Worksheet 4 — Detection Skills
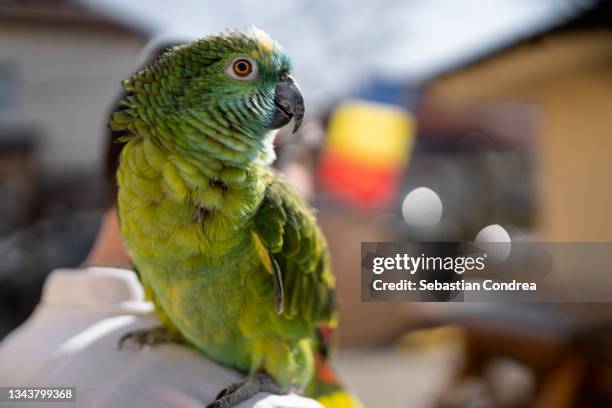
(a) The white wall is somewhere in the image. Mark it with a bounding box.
[0,22,146,171]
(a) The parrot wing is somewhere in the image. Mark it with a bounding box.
[253,170,337,329]
[253,172,363,407]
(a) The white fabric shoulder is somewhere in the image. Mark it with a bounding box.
[0,268,321,408]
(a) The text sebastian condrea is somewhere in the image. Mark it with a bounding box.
[372,280,537,291]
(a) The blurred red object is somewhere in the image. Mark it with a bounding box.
[317,151,401,209]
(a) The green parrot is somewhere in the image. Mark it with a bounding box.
[112,27,362,408]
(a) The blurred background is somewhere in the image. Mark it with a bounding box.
[1,0,612,406]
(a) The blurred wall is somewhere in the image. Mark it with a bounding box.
[0,17,146,171]
[427,29,612,241]
[318,208,412,347]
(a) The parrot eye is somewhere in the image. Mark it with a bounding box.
[233,59,252,76]
[227,57,257,80]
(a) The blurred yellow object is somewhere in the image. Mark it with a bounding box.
[398,325,466,350]
[326,100,415,168]
[316,391,365,408]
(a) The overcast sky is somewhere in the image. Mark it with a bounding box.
[80,0,592,107]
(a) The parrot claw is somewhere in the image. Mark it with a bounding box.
[214,383,240,400]
[205,373,282,408]
[117,326,181,350]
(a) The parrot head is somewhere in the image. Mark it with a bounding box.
[113,27,304,163]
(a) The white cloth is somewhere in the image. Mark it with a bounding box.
[0,268,321,408]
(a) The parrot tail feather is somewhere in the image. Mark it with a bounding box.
[307,354,364,408]
[316,391,364,408]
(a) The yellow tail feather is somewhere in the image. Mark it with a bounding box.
[316,391,364,408]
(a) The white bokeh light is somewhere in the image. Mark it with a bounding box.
[401,187,443,227]
[475,224,512,264]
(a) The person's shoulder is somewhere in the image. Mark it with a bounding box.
[237,394,323,408]
[0,267,152,385]
[0,267,321,407]
[13,312,321,407]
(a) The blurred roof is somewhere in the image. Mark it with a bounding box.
[0,0,145,36]
[73,0,599,106]
[429,0,612,80]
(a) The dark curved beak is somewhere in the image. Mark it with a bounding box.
[267,74,305,134]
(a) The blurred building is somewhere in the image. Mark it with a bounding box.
[426,3,612,241]
[0,0,146,171]
[0,0,147,339]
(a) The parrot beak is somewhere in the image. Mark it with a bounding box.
[267,73,305,134]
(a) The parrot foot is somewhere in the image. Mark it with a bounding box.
[117,326,181,350]
[205,373,282,408]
